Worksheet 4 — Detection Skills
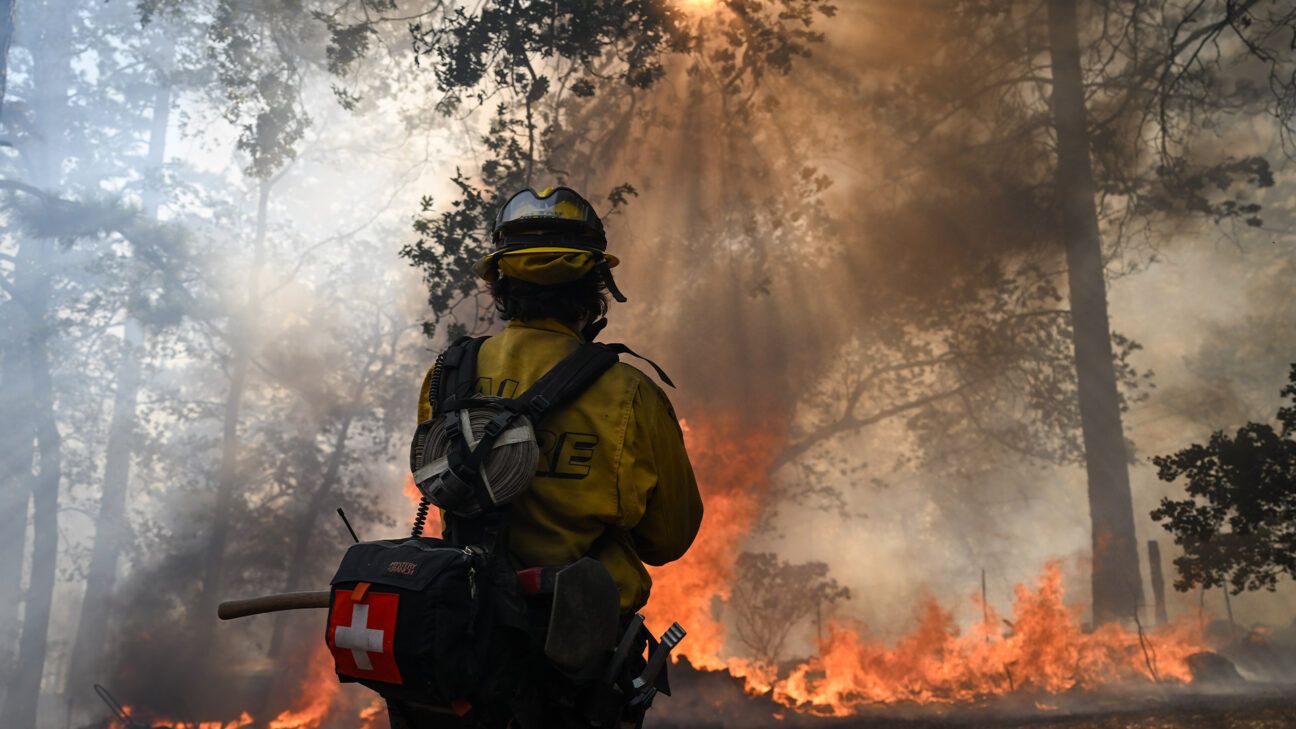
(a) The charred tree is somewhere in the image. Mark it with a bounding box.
[0,0,28,692]
[1046,0,1142,625]
[0,2,78,723]
[1147,540,1168,626]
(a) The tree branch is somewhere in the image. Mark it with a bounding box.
[775,381,973,470]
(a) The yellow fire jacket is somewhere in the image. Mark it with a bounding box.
[417,319,703,612]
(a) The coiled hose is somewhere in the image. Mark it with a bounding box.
[411,358,539,535]
[421,402,539,508]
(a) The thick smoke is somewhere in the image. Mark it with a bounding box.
[3,1,1293,727]
[567,0,1296,656]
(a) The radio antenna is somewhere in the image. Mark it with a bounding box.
[336,507,360,543]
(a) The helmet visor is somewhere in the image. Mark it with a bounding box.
[496,187,600,233]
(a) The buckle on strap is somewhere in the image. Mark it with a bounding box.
[482,411,515,438]
[528,394,552,416]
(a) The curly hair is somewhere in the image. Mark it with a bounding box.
[489,270,609,325]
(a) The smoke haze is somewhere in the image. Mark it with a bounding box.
[0,0,1293,726]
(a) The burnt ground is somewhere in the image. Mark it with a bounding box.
[651,659,1296,729]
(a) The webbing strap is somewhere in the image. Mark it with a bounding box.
[446,336,487,410]
[410,421,535,486]
[428,335,485,416]
[604,343,675,389]
[507,343,622,420]
[432,335,492,514]
[451,406,517,514]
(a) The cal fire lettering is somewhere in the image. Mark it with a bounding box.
[328,589,402,684]
[475,376,520,398]
[537,430,598,479]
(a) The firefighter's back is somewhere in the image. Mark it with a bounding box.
[417,316,700,615]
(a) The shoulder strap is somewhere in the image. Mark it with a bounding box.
[602,343,675,389]
[432,335,488,415]
[506,342,622,421]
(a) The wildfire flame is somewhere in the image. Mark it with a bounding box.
[108,709,253,729]
[774,563,1205,715]
[642,417,1208,717]
[358,697,388,729]
[105,646,365,728]
[643,415,786,672]
[267,646,340,729]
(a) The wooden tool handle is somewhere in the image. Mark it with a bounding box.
[217,590,331,620]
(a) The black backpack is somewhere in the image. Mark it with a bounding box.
[325,335,638,717]
[326,536,526,712]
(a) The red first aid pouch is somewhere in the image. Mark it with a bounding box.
[326,537,527,706]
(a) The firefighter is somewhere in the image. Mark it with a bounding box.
[402,186,703,728]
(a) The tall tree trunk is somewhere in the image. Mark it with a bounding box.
[1,3,73,723]
[1147,540,1168,626]
[5,261,62,729]
[0,0,29,696]
[0,267,36,711]
[1046,0,1143,626]
[63,318,143,692]
[192,178,271,664]
[65,65,173,702]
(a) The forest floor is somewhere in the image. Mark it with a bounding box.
[653,658,1296,729]
[657,690,1296,729]
[817,692,1296,728]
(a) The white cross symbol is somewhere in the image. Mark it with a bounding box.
[334,602,385,671]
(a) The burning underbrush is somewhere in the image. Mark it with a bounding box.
[100,416,1285,729]
[642,417,1218,718]
[769,563,1205,714]
[649,557,1212,719]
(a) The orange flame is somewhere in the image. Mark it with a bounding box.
[643,415,785,671]
[109,709,253,729]
[767,562,1205,715]
[358,696,388,729]
[641,415,1207,717]
[267,645,340,729]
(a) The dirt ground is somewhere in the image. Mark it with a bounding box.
[823,694,1296,729]
[656,694,1296,729]
[652,659,1296,729]
[980,701,1296,729]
